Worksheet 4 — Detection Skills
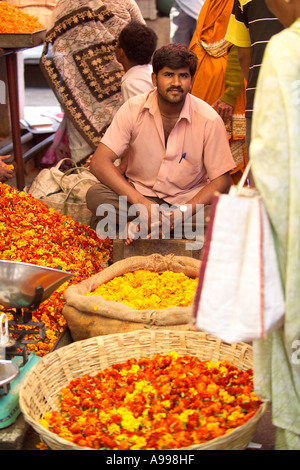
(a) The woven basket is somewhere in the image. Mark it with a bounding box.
[19,329,268,451]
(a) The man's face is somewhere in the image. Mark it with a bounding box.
[152,66,193,106]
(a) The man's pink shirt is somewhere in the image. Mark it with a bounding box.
[101,89,235,205]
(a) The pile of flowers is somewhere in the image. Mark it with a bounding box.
[40,352,262,450]
[0,2,45,33]
[0,183,112,356]
[86,270,198,310]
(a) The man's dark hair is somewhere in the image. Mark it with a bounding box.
[152,43,198,78]
[118,21,158,65]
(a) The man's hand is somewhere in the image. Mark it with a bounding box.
[212,99,233,124]
[0,156,13,182]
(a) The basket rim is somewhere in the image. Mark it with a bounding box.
[19,329,268,451]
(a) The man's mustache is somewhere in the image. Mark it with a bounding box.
[167,87,184,93]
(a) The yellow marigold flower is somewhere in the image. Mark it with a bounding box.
[161,399,171,408]
[107,423,121,435]
[219,390,235,404]
[168,351,180,360]
[134,380,154,394]
[128,364,140,375]
[39,418,49,430]
[117,407,142,432]
[36,442,49,450]
[178,409,195,423]
[227,410,244,422]
[86,270,197,310]
[207,421,220,431]
[129,435,147,450]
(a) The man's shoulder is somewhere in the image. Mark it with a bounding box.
[189,94,220,122]
[123,89,155,109]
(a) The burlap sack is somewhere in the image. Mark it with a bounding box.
[63,253,201,341]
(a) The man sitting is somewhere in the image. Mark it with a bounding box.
[86,44,235,245]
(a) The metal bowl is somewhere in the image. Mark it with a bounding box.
[0,260,75,309]
[0,360,19,389]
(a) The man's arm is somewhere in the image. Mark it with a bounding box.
[185,172,231,210]
[237,46,251,81]
[168,172,231,232]
[225,0,252,81]
[212,45,245,123]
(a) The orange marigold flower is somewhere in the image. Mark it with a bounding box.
[0,2,45,33]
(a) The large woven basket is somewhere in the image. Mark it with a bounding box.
[19,330,268,450]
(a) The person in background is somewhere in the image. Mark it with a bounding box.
[40,0,145,166]
[0,156,13,182]
[115,21,158,102]
[250,0,300,450]
[189,0,247,183]
[114,21,158,174]
[225,0,284,156]
[170,0,205,46]
[86,44,235,243]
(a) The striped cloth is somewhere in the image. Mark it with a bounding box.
[226,0,283,118]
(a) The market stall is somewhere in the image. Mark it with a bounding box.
[0,2,47,189]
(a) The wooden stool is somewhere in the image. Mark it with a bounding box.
[113,238,203,263]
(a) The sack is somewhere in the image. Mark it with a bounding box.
[63,254,200,341]
[27,158,98,200]
[193,163,285,344]
[25,158,98,225]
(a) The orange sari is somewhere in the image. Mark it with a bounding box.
[190,0,247,182]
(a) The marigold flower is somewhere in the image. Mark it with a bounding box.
[0,183,112,355]
[86,270,198,310]
[0,1,44,33]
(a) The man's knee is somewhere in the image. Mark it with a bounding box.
[86,183,109,215]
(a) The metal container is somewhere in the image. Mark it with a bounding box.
[0,260,74,309]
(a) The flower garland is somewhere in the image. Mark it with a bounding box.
[0,2,45,33]
[0,183,112,356]
[40,352,262,450]
[86,270,198,310]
